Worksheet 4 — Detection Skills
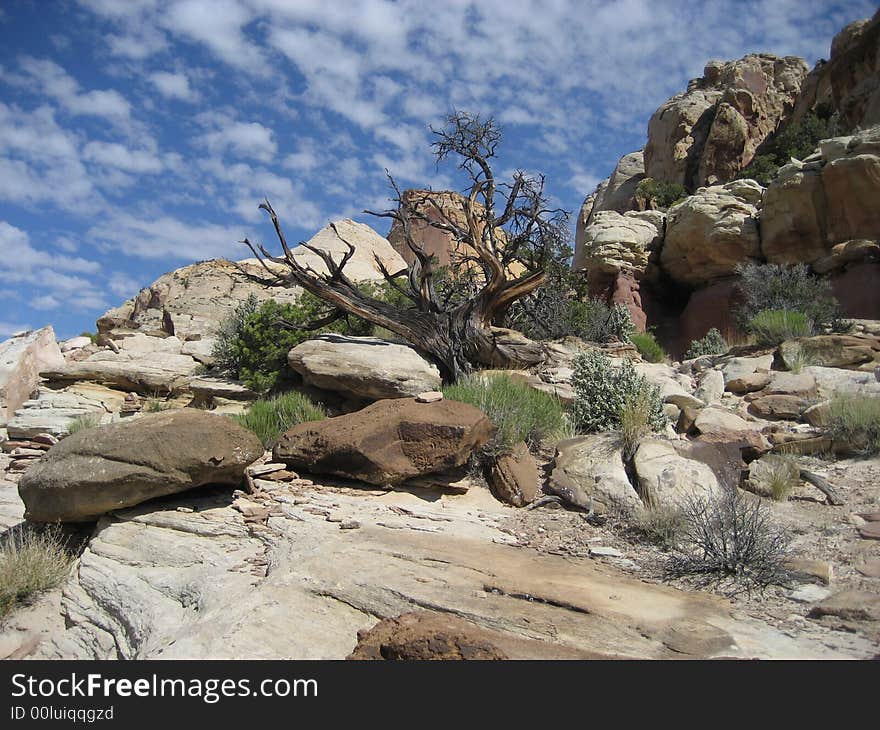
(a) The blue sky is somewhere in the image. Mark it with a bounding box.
[0,0,873,339]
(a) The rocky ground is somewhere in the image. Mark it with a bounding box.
[2,461,877,660]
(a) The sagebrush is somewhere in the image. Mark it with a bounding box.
[735,262,840,333]
[67,413,101,435]
[684,328,728,360]
[570,349,666,434]
[442,372,566,458]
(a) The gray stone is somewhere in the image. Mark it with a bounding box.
[633,438,721,507]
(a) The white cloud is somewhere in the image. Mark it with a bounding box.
[12,57,131,123]
[148,70,194,100]
[160,0,267,73]
[83,141,164,173]
[0,103,99,212]
[0,322,31,338]
[32,294,62,310]
[107,272,142,297]
[198,118,277,162]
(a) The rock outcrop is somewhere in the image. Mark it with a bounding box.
[18,410,263,522]
[0,327,65,426]
[644,54,809,190]
[576,150,646,230]
[661,180,763,286]
[287,335,441,401]
[273,398,492,486]
[761,126,880,269]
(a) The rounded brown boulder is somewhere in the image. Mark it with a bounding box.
[273,397,492,486]
[18,410,264,522]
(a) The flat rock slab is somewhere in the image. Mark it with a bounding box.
[16,483,872,660]
[858,522,880,540]
[809,591,880,623]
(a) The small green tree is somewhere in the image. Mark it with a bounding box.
[684,328,728,359]
[738,110,831,185]
[636,178,687,209]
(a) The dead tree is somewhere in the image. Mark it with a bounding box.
[240,111,569,382]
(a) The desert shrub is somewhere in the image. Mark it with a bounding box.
[579,300,635,344]
[67,413,101,435]
[634,505,687,550]
[748,455,801,501]
[233,392,326,448]
[665,486,792,595]
[636,178,688,209]
[504,246,594,341]
[619,388,658,460]
[570,349,666,434]
[144,397,170,413]
[684,328,728,360]
[735,262,840,333]
[827,395,880,455]
[747,309,812,346]
[212,284,406,395]
[0,525,74,620]
[631,331,665,363]
[442,372,566,458]
[738,110,831,185]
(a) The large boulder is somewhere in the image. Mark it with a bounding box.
[779,334,880,371]
[761,127,880,267]
[633,438,721,507]
[18,410,263,522]
[546,434,642,515]
[644,54,808,189]
[287,335,441,401]
[573,210,663,278]
[0,327,65,426]
[660,180,763,287]
[273,398,492,486]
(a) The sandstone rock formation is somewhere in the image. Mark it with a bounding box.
[287,335,441,401]
[633,438,721,507]
[761,126,880,271]
[18,410,263,522]
[487,441,540,507]
[644,54,808,190]
[293,218,406,281]
[273,398,492,486]
[576,150,646,230]
[661,179,763,286]
[0,327,65,426]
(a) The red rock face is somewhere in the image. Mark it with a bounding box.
[677,279,746,355]
[831,262,880,319]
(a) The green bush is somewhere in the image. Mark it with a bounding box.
[442,372,566,458]
[631,331,665,363]
[212,284,407,395]
[684,328,728,360]
[504,254,593,341]
[827,395,880,455]
[570,349,666,434]
[738,110,831,185]
[735,262,840,333]
[636,178,688,209]
[68,413,101,435]
[578,299,635,344]
[747,309,812,346]
[233,392,326,448]
[0,525,73,620]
